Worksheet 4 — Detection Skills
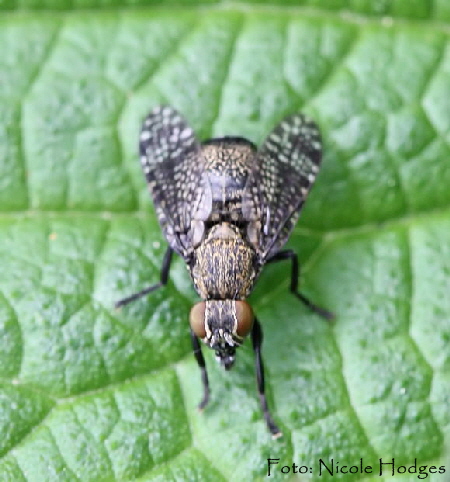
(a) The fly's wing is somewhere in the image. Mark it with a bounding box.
[139,106,211,259]
[244,113,322,261]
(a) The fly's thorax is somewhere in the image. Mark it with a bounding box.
[190,299,254,369]
[190,223,258,299]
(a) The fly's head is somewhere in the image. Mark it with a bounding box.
[190,299,254,370]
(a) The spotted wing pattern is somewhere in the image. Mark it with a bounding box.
[244,113,322,261]
[139,106,210,259]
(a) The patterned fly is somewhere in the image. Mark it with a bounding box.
[116,106,333,437]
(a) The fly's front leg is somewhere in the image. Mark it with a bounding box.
[115,246,173,308]
[190,329,210,410]
[252,318,282,438]
[268,249,334,320]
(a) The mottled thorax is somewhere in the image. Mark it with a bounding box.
[191,223,257,300]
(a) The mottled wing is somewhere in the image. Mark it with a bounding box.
[244,113,322,261]
[139,106,209,259]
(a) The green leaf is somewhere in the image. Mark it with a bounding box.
[1,4,450,482]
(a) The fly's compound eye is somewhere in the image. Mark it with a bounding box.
[189,302,206,338]
[235,301,254,338]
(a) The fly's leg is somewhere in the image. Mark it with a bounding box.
[115,246,173,308]
[268,249,334,320]
[252,318,282,438]
[190,329,210,410]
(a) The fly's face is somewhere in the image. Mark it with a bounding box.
[189,299,254,370]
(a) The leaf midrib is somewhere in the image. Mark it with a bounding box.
[2,5,450,31]
[1,202,449,236]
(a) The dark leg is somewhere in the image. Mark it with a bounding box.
[190,329,210,410]
[252,318,282,438]
[268,249,334,320]
[115,246,173,308]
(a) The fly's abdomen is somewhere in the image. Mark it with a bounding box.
[201,140,256,224]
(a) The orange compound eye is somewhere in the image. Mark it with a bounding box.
[235,301,254,338]
[189,302,207,338]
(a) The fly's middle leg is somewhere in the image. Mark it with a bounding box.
[115,246,173,308]
[268,249,334,320]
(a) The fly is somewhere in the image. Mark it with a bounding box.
[116,105,333,438]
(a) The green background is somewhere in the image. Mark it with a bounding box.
[0,1,449,481]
